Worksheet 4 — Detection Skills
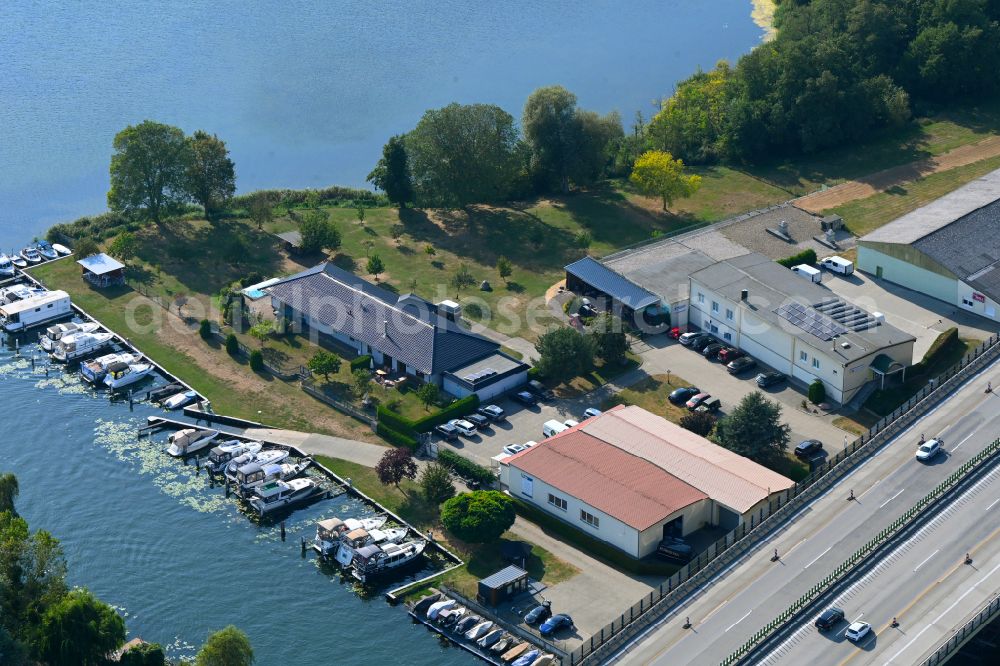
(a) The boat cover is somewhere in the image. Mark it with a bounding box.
[355,544,381,559]
[106,361,130,373]
[345,528,368,541]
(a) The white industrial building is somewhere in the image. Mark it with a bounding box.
[858,168,1000,322]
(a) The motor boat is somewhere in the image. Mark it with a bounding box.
[501,643,530,662]
[232,458,310,497]
[103,361,154,389]
[165,428,220,457]
[478,628,505,648]
[9,254,27,269]
[350,539,427,582]
[20,246,42,264]
[411,592,441,618]
[203,440,263,475]
[455,615,480,634]
[51,331,115,362]
[529,655,556,666]
[39,321,99,352]
[81,352,141,383]
[511,650,541,666]
[163,389,198,410]
[52,243,71,256]
[464,620,494,641]
[0,255,14,278]
[0,283,46,304]
[224,448,289,482]
[426,598,457,621]
[147,382,184,403]
[490,637,514,654]
[249,478,319,516]
[35,241,58,260]
[314,515,389,555]
[332,525,408,567]
[439,606,465,628]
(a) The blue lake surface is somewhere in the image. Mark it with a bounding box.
[0,1,764,250]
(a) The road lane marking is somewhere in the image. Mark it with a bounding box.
[701,597,729,622]
[951,432,976,452]
[804,546,832,569]
[913,549,939,572]
[725,609,753,632]
[987,497,1000,511]
[880,489,905,508]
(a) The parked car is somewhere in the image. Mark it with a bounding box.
[523,440,537,449]
[727,357,758,374]
[668,327,683,340]
[702,343,725,358]
[717,347,744,363]
[543,419,569,438]
[539,614,574,637]
[814,607,845,631]
[916,438,943,462]
[513,391,538,406]
[527,379,555,401]
[478,404,506,421]
[794,439,824,459]
[678,331,701,346]
[563,419,579,428]
[694,398,721,414]
[820,256,854,275]
[845,621,871,643]
[755,371,786,388]
[583,407,602,419]
[685,392,712,410]
[434,423,459,441]
[689,334,715,351]
[503,443,526,456]
[669,386,700,404]
[656,538,693,563]
[448,419,477,437]
[523,603,552,625]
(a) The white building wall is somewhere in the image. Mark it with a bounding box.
[858,246,958,305]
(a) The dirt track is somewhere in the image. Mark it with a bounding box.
[795,134,1000,212]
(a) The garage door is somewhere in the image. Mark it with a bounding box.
[740,336,792,374]
[718,505,740,530]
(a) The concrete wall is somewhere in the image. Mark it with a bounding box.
[443,370,527,401]
[636,501,713,558]
[858,244,959,305]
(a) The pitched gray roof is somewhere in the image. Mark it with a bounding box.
[268,263,498,375]
[565,256,659,310]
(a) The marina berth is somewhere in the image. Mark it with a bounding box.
[231,458,311,496]
[10,254,27,269]
[35,241,58,260]
[103,361,154,389]
[51,331,115,362]
[39,320,99,351]
[0,254,15,277]
[0,290,72,332]
[19,246,42,264]
[249,477,319,516]
[331,525,408,567]
[163,389,198,410]
[166,428,220,457]
[51,243,72,256]
[203,440,263,474]
[224,448,289,482]
[350,539,426,582]
[0,283,47,304]
[81,352,141,383]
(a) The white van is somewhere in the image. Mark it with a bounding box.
[791,264,822,283]
[820,256,854,275]
[542,419,569,438]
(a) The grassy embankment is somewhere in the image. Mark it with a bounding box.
[315,456,578,600]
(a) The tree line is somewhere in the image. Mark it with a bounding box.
[0,472,255,666]
[646,0,1000,163]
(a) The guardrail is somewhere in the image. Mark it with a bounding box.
[723,436,1000,665]
[922,592,1000,665]
[570,332,1000,665]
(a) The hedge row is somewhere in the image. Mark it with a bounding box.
[437,449,494,485]
[376,422,419,450]
[411,394,480,432]
[920,327,958,368]
[230,186,386,210]
[376,404,416,435]
[776,248,817,268]
[350,355,373,372]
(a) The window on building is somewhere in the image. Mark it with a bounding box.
[547,494,568,511]
[799,351,808,362]
[723,332,732,341]
[726,308,734,321]
[962,297,975,307]
[580,510,600,528]
[520,474,533,498]
[697,293,705,304]
[812,358,820,369]
[712,301,719,313]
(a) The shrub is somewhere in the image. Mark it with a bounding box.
[420,463,456,504]
[437,449,494,485]
[441,491,515,543]
[377,420,419,450]
[411,394,480,432]
[808,379,826,404]
[225,333,240,356]
[915,327,959,375]
[350,355,373,372]
[527,366,544,381]
[776,248,817,268]
[679,411,715,436]
[199,319,212,340]
[249,349,264,371]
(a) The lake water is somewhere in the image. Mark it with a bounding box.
[0,1,766,250]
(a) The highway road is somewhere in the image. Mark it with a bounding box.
[617,366,1000,666]
[755,459,1000,666]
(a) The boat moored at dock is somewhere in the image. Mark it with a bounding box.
[224,448,289,483]
[249,477,319,516]
[40,321,99,351]
[166,428,220,457]
[163,389,198,410]
[203,440,263,474]
[19,246,42,264]
[81,352,142,383]
[103,361,154,389]
[331,525,408,568]
[350,539,426,583]
[0,290,72,332]
[0,255,15,278]
[231,457,311,496]
[51,331,115,362]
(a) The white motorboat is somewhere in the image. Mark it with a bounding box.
[249,477,319,516]
[0,255,15,278]
[0,283,47,304]
[0,291,72,333]
[51,331,114,362]
[163,389,198,410]
[35,241,58,260]
[203,440,263,474]
[224,448,289,482]
[332,525,409,567]
[20,247,42,264]
[52,243,71,256]
[478,628,505,648]
[438,606,466,628]
[40,321,99,352]
[80,352,140,383]
[426,598,457,621]
[9,253,27,269]
[232,458,310,496]
[464,620,494,641]
[165,428,220,457]
[103,361,154,389]
[314,515,389,555]
[350,539,427,583]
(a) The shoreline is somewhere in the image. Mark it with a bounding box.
[751,0,777,40]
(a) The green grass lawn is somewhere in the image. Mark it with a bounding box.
[557,352,642,398]
[315,456,578,600]
[863,337,977,416]
[601,373,695,424]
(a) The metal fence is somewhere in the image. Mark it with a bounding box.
[922,593,1000,666]
[569,332,1000,665]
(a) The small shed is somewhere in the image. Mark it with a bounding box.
[77,253,125,288]
[477,565,528,606]
[275,230,303,254]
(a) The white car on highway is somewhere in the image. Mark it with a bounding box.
[916,438,943,462]
[845,621,871,642]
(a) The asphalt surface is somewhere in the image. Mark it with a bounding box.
[615,367,1000,666]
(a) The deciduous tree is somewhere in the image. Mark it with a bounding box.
[419,463,456,504]
[496,255,512,284]
[536,327,595,382]
[185,130,236,219]
[0,512,68,642]
[715,391,790,468]
[196,626,254,666]
[71,238,100,259]
[108,231,138,262]
[415,382,440,411]
[375,447,418,491]
[307,350,341,381]
[451,264,475,294]
[589,313,629,365]
[247,192,273,231]
[248,320,273,348]
[119,642,166,666]
[441,491,515,543]
[522,86,579,192]
[0,472,19,515]
[367,135,415,208]
[298,210,341,255]
[366,254,385,281]
[629,150,701,211]
[108,120,190,224]
[36,588,125,666]
[679,411,716,437]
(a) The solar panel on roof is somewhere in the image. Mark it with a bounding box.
[775,303,849,341]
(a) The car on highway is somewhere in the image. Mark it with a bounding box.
[583,407,602,419]
[669,386,700,404]
[465,413,491,429]
[539,613,574,637]
[794,439,824,459]
[685,392,712,410]
[755,371,786,388]
[434,423,459,441]
[477,404,506,422]
[717,347,743,363]
[524,603,552,625]
[527,379,555,401]
[916,438,943,462]
[503,443,526,456]
[678,331,702,346]
[512,391,538,406]
[845,621,871,643]
[702,343,725,358]
[814,607,845,631]
[448,419,477,437]
[727,357,758,374]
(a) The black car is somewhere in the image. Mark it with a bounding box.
[465,413,491,429]
[727,357,758,374]
[690,334,715,351]
[815,607,845,631]
[656,538,693,563]
[477,404,506,422]
[702,343,725,358]
[755,371,786,388]
[694,398,721,414]
[794,439,824,459]
[523,603,552,625]
[513,390,538,406]
[434,423,459,441]
[527,379,555,401]
[668,386,700,404]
